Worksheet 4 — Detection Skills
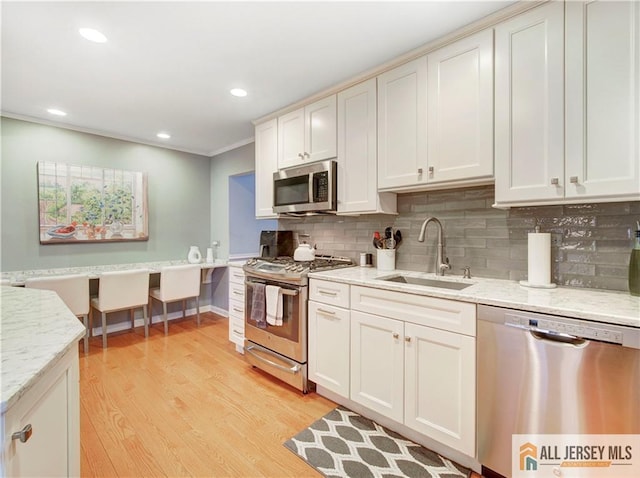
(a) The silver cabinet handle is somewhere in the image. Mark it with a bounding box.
[303,152,310,159]
[570,176,579,184]
[428,166,434,175]
[550,177,559,186]
[232,307,243,313]
[318,290,337,296]
[12,424,32,443]
[232,290,243,295]
[317,308,336,316]
[392,333,399,339]
[417,168,423,175]
[405,336,411,343]
[233,328,243,335]
[297,153,303,159]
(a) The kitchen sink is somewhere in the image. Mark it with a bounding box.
[379,274,473,290]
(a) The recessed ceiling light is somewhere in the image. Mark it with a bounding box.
[47,108,67,116]
[230,88,247,97]
[79,28,107,43]
[156,132,171,139]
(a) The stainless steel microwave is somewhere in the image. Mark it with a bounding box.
[273,160,337,215]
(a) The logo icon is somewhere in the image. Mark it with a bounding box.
[520,442,538,471]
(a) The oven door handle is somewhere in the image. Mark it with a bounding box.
[245,344,301,374]
[245,281,299,296]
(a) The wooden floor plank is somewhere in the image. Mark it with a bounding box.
[80,312,482,477]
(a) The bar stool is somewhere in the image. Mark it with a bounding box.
[25,274,91,352]
[149,264,201,334]
[91,269,150,348]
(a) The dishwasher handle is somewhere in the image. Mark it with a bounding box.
[506,322,587,347]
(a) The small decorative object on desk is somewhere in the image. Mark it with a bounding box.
[629,221,640,296]
[187,246,202,264]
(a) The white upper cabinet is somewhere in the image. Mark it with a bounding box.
[494,1,565,205]
[495,0,639,207]
[427,29,494,184]
[278,95,337,169]
[337,79,397,214]
[377,57,428,189]
[254,119,278,218]
[565,0,640,201]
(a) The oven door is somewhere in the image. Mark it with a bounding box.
[244,276,307,363]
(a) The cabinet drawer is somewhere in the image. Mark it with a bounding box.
[228,267,246,285]
[228,298,245,320]
[229,316,245,345]
[228,281,245,301]
[309,279,350,308]
[351,285,476,336]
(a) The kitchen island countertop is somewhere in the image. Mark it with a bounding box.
[309,267,640,328]
[1,286,85,413]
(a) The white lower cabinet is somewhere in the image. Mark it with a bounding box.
[308,301,351,397]
[2,346,80,477]
[403,322,476,456]
[350,310,404,423]
[308,280,351,396]
[227,266,246,352]
[352,285,476,457]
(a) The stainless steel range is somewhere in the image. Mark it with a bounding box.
[243,255,355,393]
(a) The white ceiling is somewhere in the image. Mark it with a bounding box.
[2,1,514,157]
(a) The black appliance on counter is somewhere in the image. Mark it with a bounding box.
[258,230,294,258]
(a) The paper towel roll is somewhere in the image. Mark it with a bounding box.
[523,232,555,287]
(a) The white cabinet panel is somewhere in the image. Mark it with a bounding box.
[377,57,428,189]
[254,119,278,218]
[427,29,494,183]
[278,96,337,169]
[278,109,305,169]
[308,301,350,397]
[309,279,350,309]
[305,95,337,163]
[494,1,565,204]
[2,347,79,478]
[350,310,404,423]
[404,322,476,457]
[565,0,640,201]
[227,267,245,350]
[337,79,397,214]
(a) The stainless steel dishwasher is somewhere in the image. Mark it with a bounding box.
[477,304,640,478]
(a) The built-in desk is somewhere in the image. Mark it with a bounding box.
[1,259,228,286]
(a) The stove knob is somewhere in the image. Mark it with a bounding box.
[297,265,305,272]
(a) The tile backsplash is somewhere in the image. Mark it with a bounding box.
[280,185,639,292]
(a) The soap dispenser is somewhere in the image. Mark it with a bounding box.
[630,221,640,296]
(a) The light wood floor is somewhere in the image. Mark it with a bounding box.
[79,312,482,477]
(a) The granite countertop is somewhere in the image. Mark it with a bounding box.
[308,267,640,328]
[1,287,86,413]
[1,259,228,286]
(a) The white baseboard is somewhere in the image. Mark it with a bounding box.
[91,303,229,336]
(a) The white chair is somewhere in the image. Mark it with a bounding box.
[25,274,91,352]
[149,264,201,334]
[91,269,150,348]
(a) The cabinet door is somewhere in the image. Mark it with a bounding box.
[255,119,278,218]
[404,323,476,457]
[350,310,404,423]
[308,301,350,397]
[494,2,565,205]
[565,1,640,201]
[278,108,305,169]
[337,79,378,213]
[427,29,494,184]
[3,348,79,478]
[377,57,428,189]
[305,95,337,163]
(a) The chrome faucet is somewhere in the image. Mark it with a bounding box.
[418,217,450,276]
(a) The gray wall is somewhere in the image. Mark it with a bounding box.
[1,117,211,271]
[281,186,640,292]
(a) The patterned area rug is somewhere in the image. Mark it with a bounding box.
[284,406,471,478]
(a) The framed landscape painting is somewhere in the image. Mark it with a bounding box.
[37,162,148,244]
